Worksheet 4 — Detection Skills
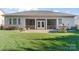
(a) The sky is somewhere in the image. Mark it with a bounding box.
[0,8,79,15]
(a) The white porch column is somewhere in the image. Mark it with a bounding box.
[45,18,47,30]
[17,18,18,26]
[20,18,26,28]
[35,18,37,30]
[56,18,59,29]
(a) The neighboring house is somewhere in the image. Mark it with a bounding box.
[0,10,4,26]
[3,11,76,30]
[74,16,79,29]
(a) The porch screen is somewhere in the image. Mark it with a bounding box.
[26,19,35,29]
[47,19,56,29]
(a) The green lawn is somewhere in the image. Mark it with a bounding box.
[0,30,79,51]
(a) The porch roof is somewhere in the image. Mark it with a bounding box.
[4,11,76,17]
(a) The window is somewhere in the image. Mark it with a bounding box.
[38,22,40,27]
[13,18,17,25]
[58,19,62,24]
[42,22,44,27]
[9,18,12,24]
[18,18,21,25]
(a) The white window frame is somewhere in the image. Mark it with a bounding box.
[9,18,12,25]
[58,18,63,24]
[13,18,17,25]
[18,18,21,25]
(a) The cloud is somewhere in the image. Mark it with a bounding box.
[53,10,60,12]
[30,8,39,10]
[17,8,39,11]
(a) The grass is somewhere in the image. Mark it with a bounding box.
[0,30,79,51]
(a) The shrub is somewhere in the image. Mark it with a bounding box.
[58,24,67,33]
[59,26,67,33]
[71,26,78,30]
[3,26,17,30]
[0,25,3,30]
[19,28,24,32]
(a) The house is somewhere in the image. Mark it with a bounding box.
[3,11,76,31]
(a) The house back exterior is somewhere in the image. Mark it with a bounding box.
[3,11,76,30]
